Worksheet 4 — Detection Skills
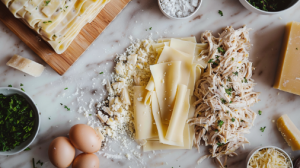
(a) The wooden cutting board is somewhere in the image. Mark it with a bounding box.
[0,0,131,75]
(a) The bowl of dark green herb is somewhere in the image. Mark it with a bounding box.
[240,0,299,15]
[0,87,40,155]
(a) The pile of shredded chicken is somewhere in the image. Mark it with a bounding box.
[187,26,260,167]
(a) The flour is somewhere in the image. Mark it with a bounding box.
[160,0,199,18]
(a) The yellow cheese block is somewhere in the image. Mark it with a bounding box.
[277,114,300,151]
[274,22,300,95]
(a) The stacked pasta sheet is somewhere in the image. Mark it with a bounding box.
[1,0,110,54]
[132,37,208,151]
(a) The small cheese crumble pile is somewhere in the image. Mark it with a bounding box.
[160,0,199,18]
[248,148,292,168]
[95,38,156,141]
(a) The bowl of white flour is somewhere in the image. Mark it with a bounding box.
[158,0,202,19]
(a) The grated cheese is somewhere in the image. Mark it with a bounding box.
[248,148,291,168]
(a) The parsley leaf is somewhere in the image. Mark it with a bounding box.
[220,98,227,104]
[45,0,50,5]
[24,147,31,151]
[231,118,235,122]
[99,72,104,74]
[214,129,219,132]
[20,83,24,86]
[208,59,214,63]
[36,160,43,166]
[233,71,238,76]
[21,88,25,92]
[218,10,223,16]
[149,27,152,30]
[217,142,225,146]
[64,88,68,90]
[218,47,225,54]
[218,120,224,128]
[258,110,262,115]
[260,126,266,132]
[8,85,12,87]
[89,114,92,116]
[225,88,232,96]
[64,105,70,111]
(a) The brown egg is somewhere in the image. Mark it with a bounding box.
[72,153,100,168]
[48,137,75,168]
[69,124,102,153]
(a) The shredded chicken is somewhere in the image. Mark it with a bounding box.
[188,26,260,167]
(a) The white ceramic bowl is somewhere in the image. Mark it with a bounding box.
[0,87,40,155]
[239,0,300,15]
[246,146,293,168]
[158,0,202,19]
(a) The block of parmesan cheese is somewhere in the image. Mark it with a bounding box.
[277,114,300,151]
[6,55,45,77]
[274,22,300,95]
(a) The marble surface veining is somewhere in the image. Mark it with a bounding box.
[1,0,300,167]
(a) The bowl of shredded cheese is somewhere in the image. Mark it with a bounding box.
[158,0,202,19]
[246,146,293,168]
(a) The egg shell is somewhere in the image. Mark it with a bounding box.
[48,137,75,168]
[69,124,102,153]
[72,153,100,168]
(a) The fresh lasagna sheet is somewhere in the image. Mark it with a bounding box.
[131,37,209,151]
[2,0,110,54]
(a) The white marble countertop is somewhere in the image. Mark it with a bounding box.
[1,0,300,167]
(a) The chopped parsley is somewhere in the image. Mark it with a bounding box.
[48,21,52,23]
[241,120,244,122]
[226,111,229,114]
[214,129,219,132]
[60,103,63,105]
[247,0,291,11]
[233,71,238,76]
[24,147,31,151]
[8,85,12,87]
[225,88,233,96]
[208,59,214,63]
[149,27,152,30]
[21,88,25,92]
[260,126,266,132]
[43,22,47,24]
[48,117,51,120]
[53,34,56,38]
[218,10,223,16]
[231,118,235,122]
[217,47,225,54]
[45,0,50,5]
[99,72,104,74]
[65,6,68,8]
[89,114,92,116]
[217,142,225,146]
[20,83,24,86]
[258,110,262,115]
[36,160,44,166]
[0,94,35,151]
[221,98,227,104]
[230,101,233,103]
[64,105,70,111]
[232,57,234,61]
[218,120,224,128]
[244,77,248,83]
[64,88,68,90]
